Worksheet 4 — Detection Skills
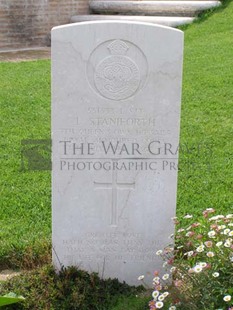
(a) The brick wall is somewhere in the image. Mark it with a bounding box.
[0,0,89,50]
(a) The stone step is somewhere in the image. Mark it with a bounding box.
[95,0,217,1]
[90,1,221,16]
[71,15,195,27]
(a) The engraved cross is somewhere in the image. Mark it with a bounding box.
[94,170,135,227]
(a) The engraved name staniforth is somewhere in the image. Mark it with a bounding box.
[87,39,148,101]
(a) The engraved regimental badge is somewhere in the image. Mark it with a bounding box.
[87,39,148,101]
[94,40,140,100]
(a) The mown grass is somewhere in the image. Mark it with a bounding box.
[0,1,232,309]
[177,0,233,217]
[0,61,51,268]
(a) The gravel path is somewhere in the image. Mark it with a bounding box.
[0,270,21,282]
[0,47,51,62]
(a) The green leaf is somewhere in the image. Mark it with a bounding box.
[0,294,25,307]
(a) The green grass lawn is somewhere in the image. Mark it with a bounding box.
[177,0,233,217]
[0,61,51,268]
[0,1,232,308]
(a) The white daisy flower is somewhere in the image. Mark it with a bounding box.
[184,214,193,219]
[224,241,231,248]
[155,301,164,309]
[198,262,207,268]
[223,295,231,302]
[162,273,169,280]
[158,295,165,301]
[137,275,144,281]
[196,245,205,252]
[152,290,159,299]
[193,265,203,273]
[187,251,194,257]
[208,230,216,238]
[212,272,219,277]
[218,225,226,230]
[207,251,215,258]
[153,276,160,284]
[224,228,230,235]
[209,215,224,221]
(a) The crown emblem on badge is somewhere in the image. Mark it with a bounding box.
[107,40,129,55]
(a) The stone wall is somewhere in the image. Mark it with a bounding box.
[0,0,89,50]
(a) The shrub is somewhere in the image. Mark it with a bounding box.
[0,265,144,310]
[147,209,233,310]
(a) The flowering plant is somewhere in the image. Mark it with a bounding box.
[143,209,233,310]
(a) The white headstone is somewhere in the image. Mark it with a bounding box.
[52,21,183,286]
